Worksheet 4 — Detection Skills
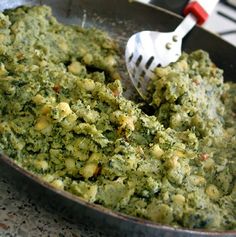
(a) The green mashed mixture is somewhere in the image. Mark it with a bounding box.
[0,6,235,230]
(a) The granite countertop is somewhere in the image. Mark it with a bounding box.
[0,175,105,237]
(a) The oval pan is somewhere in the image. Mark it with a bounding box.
[0,0,236,236]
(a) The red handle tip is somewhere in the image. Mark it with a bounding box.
[183,2,209,25]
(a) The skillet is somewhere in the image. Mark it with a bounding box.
[0,0,235,236]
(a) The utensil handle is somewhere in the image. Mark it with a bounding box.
[183,0,219,25]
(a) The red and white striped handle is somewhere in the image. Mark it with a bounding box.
[183,0,219,25]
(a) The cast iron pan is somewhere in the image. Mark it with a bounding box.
[0,0,235,236]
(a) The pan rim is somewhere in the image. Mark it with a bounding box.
[1,153,235,236]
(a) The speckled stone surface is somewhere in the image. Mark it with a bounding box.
[0,175,105,237]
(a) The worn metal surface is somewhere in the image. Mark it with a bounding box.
[0,1,235,236]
